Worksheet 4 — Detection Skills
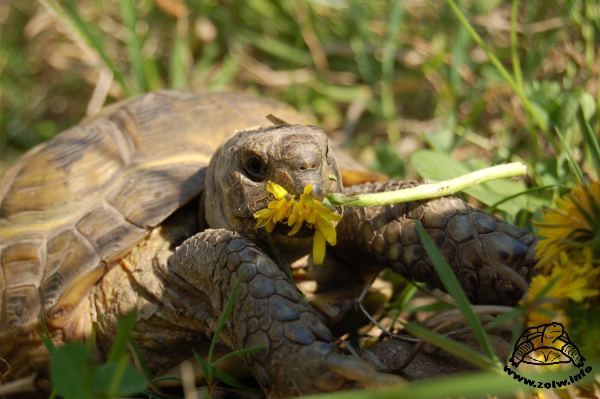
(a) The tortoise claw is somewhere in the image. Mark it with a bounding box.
[325,352,404,388]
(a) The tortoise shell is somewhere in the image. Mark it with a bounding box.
[0,91,310,335]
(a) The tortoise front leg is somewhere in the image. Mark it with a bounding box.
[334,181,537,305]
[167,228,399,398]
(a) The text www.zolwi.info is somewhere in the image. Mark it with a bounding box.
[503,364,593,389]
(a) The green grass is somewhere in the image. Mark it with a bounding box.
[193,276,264,398]
[2,0,600,397]
[38,279,262,399]
[39,312,147,399]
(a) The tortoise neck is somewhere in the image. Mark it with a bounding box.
[197,191,209,231]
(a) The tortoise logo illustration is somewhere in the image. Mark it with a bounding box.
[510,322,585,368]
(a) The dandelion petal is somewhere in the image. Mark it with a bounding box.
[313,230,326,265]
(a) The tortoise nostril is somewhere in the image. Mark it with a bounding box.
[299,163,318,171]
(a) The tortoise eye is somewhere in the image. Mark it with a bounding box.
[243,156,267,182]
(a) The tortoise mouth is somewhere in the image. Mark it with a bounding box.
[273,223,315,238]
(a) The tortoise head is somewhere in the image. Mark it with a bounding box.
[204,124,343,257]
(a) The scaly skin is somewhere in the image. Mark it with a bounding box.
[165,229,399,397]
[334,181,536,305]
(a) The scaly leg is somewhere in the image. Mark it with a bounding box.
[167,228,400,398]
[334,181,537,305]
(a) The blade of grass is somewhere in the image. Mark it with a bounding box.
[239,31,311,66]
[380,1,404,143]
[194,41,221,75]
[213,346,265,366]
[487,306,525,328]
[446,0,549,138]
[119,0,147,93]
[510,0,523,90]
[388,284,418,312]
[193,349,213,385]
[403,322,497,370]
[415,221,498,362]
[150,375,182,384]
[213,368,262,392]
[302,370,529,399]
[41,0,131,96]
[405,301,455,314]
[169,18,190,89]
[207,54,240,90]
[578,107,600,174]
[555,127,584,183]
[449,25,469,103]
[38,320,56,352]
[207,277,241,363]
[349,0,376,85]
[309,83,371,103]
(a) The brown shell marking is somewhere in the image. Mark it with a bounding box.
[0,90,310,334]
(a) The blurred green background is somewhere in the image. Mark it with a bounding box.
[2,0,598,196]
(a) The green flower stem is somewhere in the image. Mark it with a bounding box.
[327,162,527,207]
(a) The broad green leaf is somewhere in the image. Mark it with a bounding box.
[114,364,148,395]
[371,142,405,178]
[50,343,92,399]
[425,125,456,153]
[107,310,137,362]
[93,362,148,396]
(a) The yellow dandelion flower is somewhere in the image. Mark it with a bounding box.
[254,181,296,233]
[534,180,600,270]
[289,184,342,264]
[526,248,599,326]
[253,182,342,265]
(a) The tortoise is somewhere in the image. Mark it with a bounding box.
[0,91,537,397]
[509,322,585,368]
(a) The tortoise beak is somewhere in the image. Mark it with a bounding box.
[292,174,325,200]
